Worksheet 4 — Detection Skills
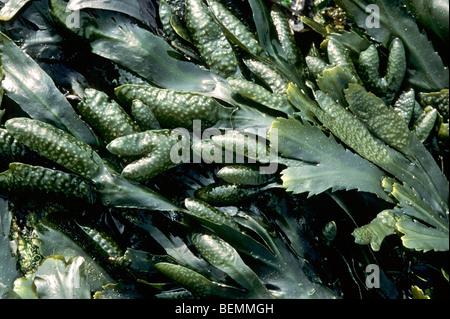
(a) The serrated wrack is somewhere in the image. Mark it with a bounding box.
[272,116,389,199]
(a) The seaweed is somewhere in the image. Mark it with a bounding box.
[0,0,448,299]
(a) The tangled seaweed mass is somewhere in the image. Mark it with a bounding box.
[0,0,448,299]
